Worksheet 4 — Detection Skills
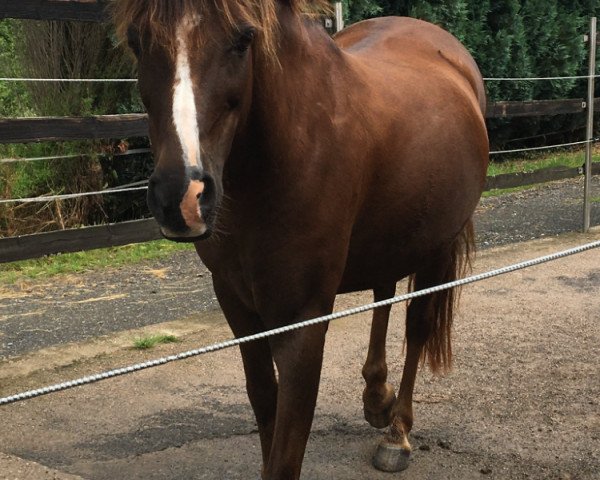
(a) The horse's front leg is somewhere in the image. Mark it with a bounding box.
[264,320,329,480]
[239,339,279,476]
[212,280,278,474]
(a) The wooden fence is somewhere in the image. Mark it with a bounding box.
[0,0,109,22]
[2,100,600,144]
[0,0,598,262]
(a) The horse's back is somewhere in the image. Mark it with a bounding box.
[334,16,486,113]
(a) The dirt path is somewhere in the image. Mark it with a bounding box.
[0,231,599,479]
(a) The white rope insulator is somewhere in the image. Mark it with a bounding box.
[0,186,148,205]
[1,240,598,407]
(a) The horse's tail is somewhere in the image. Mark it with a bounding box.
[408,218,475,374]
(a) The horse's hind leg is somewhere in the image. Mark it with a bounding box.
[362,283,397,428]
[373,239,468,472]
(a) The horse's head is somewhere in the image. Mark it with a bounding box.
[116,0,271,241]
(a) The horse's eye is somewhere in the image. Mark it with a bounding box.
[232,27,256,55]
[127,27,142,57]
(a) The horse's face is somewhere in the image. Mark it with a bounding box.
[128,17,255,241]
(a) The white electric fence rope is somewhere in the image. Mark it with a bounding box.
[0,186,148,204]
[0,148,152,164]
[483,75,600,81]
[2,75,600,83]
[105,179,149,190]
[0,78,137,83]
[2,135,596,204]
[0,153,83,164]
[0,137,592,169]
[2,135,597,203]
[489,139,598,155]
[1,239,598,407]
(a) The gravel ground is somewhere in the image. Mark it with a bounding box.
[475,176,600,246]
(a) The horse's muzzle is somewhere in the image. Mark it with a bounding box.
[147,168,217,242]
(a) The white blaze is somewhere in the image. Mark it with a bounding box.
[173,20,201,168]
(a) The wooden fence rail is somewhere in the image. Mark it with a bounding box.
[0,0,109,23]
[1,99,598,144]
[0,114,148,144]
[0,219,161,264]
[486,98,600,118]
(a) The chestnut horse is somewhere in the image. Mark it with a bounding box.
[115,0,488,478]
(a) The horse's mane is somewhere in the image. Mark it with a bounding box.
[113,0,330,58]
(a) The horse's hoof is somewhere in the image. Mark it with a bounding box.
[372,440,411,472]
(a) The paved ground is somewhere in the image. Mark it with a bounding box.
[0,176,599,479]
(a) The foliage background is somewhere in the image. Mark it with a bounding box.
[1,1,599,234]
[0,19,147,236]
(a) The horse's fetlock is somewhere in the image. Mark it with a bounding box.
[362,363,387,384]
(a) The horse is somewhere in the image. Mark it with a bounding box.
[114,0,489,478]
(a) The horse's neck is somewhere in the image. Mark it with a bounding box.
[226,11,352,196]
[248,11,348,158]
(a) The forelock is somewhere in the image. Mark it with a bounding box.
[114,0,280,58]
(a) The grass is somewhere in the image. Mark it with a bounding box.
[482,184,539,198]
[0,240,194,285]
[133,334,179,350]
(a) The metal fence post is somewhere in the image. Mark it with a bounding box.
[334,2,344,32]
[584,17,597,233]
